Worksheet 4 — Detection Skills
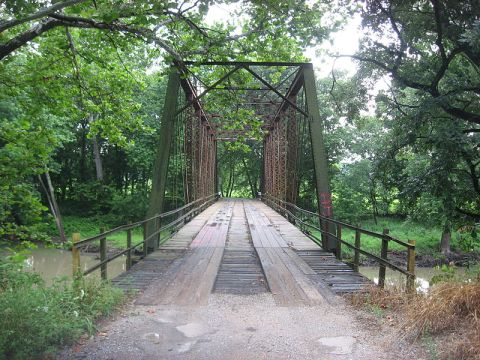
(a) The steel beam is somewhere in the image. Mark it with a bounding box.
[303,64,336,252]
[243,66,309,118]
[285,96,298,206]
[146,68,180,250]
[183,61,309,67]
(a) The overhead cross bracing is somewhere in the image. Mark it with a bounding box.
[144,60,336,254]
[176,61,309,142]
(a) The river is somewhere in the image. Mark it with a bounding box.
[359,266,470,292]
[22,247,126,285]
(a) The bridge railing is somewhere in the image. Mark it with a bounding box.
[71,194,217,279]
[262,194,416,292]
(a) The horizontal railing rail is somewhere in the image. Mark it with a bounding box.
[71,194,217,279]
[262,194,416,292]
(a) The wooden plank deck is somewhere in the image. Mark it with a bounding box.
[135,200,233,305]
[114,198,370,306]
[213,201,268,294]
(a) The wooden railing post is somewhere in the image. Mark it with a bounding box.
[406,239,416,293]
[354,229,361,272]
[378,228,389,288]
[126,223,132,271]
[335,223,342,260]
[143,222,148,258]
[72,233,81,277]
[100,227,107,280]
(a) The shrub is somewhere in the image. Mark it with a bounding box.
[0,260,124,359]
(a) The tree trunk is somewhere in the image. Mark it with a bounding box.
[92,134,103,182]
[79,121,87,181]
[38,173,66,243]
[228,166,235,197]
[370,191,378,225]
[226,163,234,197]
[88,114,104,182]
[242,158,256,198]
[440,220,452,254]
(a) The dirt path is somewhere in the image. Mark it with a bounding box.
[58,293,417,360]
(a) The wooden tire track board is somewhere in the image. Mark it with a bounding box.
[244,200,328,306]
[136,200,234,306]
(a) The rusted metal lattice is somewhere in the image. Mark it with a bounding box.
[146,61,336,251]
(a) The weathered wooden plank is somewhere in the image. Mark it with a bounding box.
[268,248,325,306]
[283,248,317,275]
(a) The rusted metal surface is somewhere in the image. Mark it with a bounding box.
[145,61,337,258]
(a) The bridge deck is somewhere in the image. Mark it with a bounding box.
[113,199,369,306]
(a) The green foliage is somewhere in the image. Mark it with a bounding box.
[58,216,143,249]
[0,259,124,359]
[430,264,456,286]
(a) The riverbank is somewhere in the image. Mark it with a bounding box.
[0,258,125,359]
[356,249,480,268]
[348,280,480,360]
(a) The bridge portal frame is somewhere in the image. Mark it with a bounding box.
[146,61,336,252]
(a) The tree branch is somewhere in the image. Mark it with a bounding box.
[455,207,480,221]
[0,0,87,33]
[0,14,182,61]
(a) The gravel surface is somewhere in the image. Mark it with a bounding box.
[58,293,418,360]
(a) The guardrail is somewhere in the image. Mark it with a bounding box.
[262,194,416,292]
[71,194,217,279]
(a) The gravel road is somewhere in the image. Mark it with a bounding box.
[58,292,419,360]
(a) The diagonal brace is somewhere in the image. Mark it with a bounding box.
[175,65,242,116]
[242,66,309,118]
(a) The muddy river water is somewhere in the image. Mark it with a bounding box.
[20,248,471,291]
[22,247,126,285]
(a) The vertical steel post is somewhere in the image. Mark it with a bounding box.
[145,68,180,250]
[303,64,336,252]
[184,95,194,203]
[285,96,298,206]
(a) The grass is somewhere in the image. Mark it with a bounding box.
[58,215,180,253]
[308,216,473,258]
[61,215,144,249]
[0,259,125,359]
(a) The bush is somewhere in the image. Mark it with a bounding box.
[109,190,149,224]
[0,260,124,359]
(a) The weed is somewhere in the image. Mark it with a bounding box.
[400,281,480,359]
[0,258,124,359]
[422,330,439,360]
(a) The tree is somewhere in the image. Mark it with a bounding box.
[325,0,480,252]
[0,0,345,62]
[1,1,354,242]
[352,0,480,126]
